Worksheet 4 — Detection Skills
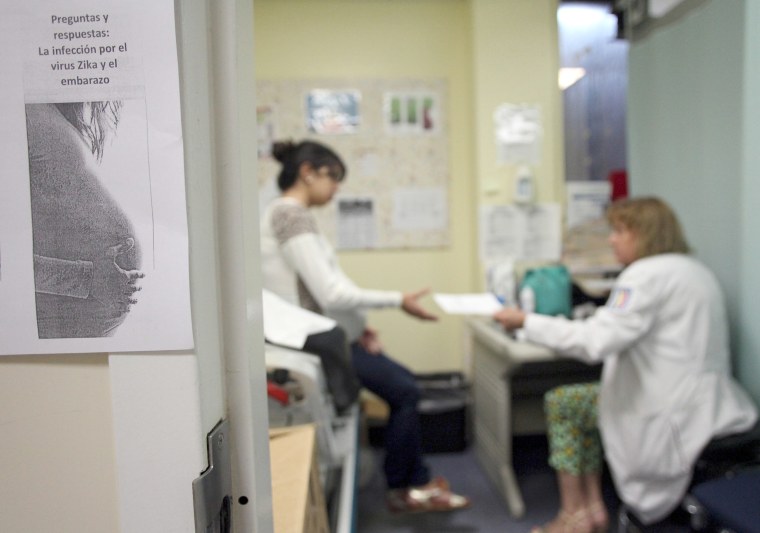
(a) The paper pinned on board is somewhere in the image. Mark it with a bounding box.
[479,203,562,263]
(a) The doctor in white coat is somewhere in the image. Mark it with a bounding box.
[494,197,758,529]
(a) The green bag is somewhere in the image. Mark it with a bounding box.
[519,264,572,317]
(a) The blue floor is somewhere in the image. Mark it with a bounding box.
[355,434,696,533]
[355,436,564,533]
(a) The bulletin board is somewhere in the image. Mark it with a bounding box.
[256,78,450,250]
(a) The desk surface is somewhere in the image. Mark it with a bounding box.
[467,317,557,364]
[270,424,329,533]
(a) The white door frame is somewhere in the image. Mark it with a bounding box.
[109,1,272,531]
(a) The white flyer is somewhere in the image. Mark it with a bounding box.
[0,1,193,354]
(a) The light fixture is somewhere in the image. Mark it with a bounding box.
[649,0,687,18]
[558,67,586,90]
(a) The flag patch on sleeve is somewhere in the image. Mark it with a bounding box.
[608,288,632,309]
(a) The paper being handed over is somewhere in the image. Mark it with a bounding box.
[433,293,504,315]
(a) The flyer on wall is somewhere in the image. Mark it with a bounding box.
[0,0,193,355]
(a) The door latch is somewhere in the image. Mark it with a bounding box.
[192,418,232,533]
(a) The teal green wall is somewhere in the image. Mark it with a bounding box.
[628,0,760,403]
[739,0,760,403]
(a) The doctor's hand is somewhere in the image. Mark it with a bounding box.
[401,288,438,321]
[493,307,526,331]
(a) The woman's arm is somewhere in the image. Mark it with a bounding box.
[33,254,93,298]
[270,201,435,319]
[33,238,143,312]
[494,270,657,363]
[522,307,650,364]
[281,232,402,311]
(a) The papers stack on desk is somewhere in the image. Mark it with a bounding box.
[562,218,622,298]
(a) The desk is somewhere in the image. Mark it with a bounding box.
[468,318,601,518]
[265,345,359,533]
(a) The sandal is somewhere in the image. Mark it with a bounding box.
[587,502,609,533]
[530,509,593,533]
[386,477,470,513]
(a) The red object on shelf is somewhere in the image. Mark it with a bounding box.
[267,381,290,406]
[608,169,628,200]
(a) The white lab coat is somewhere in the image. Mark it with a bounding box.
[523,253,758,524]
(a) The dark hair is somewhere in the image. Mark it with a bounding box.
[271,139,346,191]
[606,196,690,258]
[55,101,122,162]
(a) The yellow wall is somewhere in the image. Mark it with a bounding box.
[254,0,562,372]
[472,0,564,206]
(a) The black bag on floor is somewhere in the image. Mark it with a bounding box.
[415,372,471,454]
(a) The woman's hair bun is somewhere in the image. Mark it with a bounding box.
[271,140,296,163]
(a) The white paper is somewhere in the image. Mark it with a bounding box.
[392,186,447,231]
[336,196,376,249]
[0,1,192,355]
[256,104,277,159]
[479,203,562,262]
[433,293,504,315]
[493,103,542,165]
[566,181,611,228]
[261,290,336,350]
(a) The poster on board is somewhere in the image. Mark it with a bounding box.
[0,0,193,355]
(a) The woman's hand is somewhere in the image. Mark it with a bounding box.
[91,238,144,315]
[493,307,526,330]
[359,327,383,355]
[401,288,438,321]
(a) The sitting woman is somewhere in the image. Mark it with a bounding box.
[260,139,469,513]
[494,197,758,531]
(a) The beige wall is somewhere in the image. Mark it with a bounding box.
[0,3,266,531]
[254,0,562,372]
[472,0,564,207]
[0,3,564,530]
[0,355,120,532]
